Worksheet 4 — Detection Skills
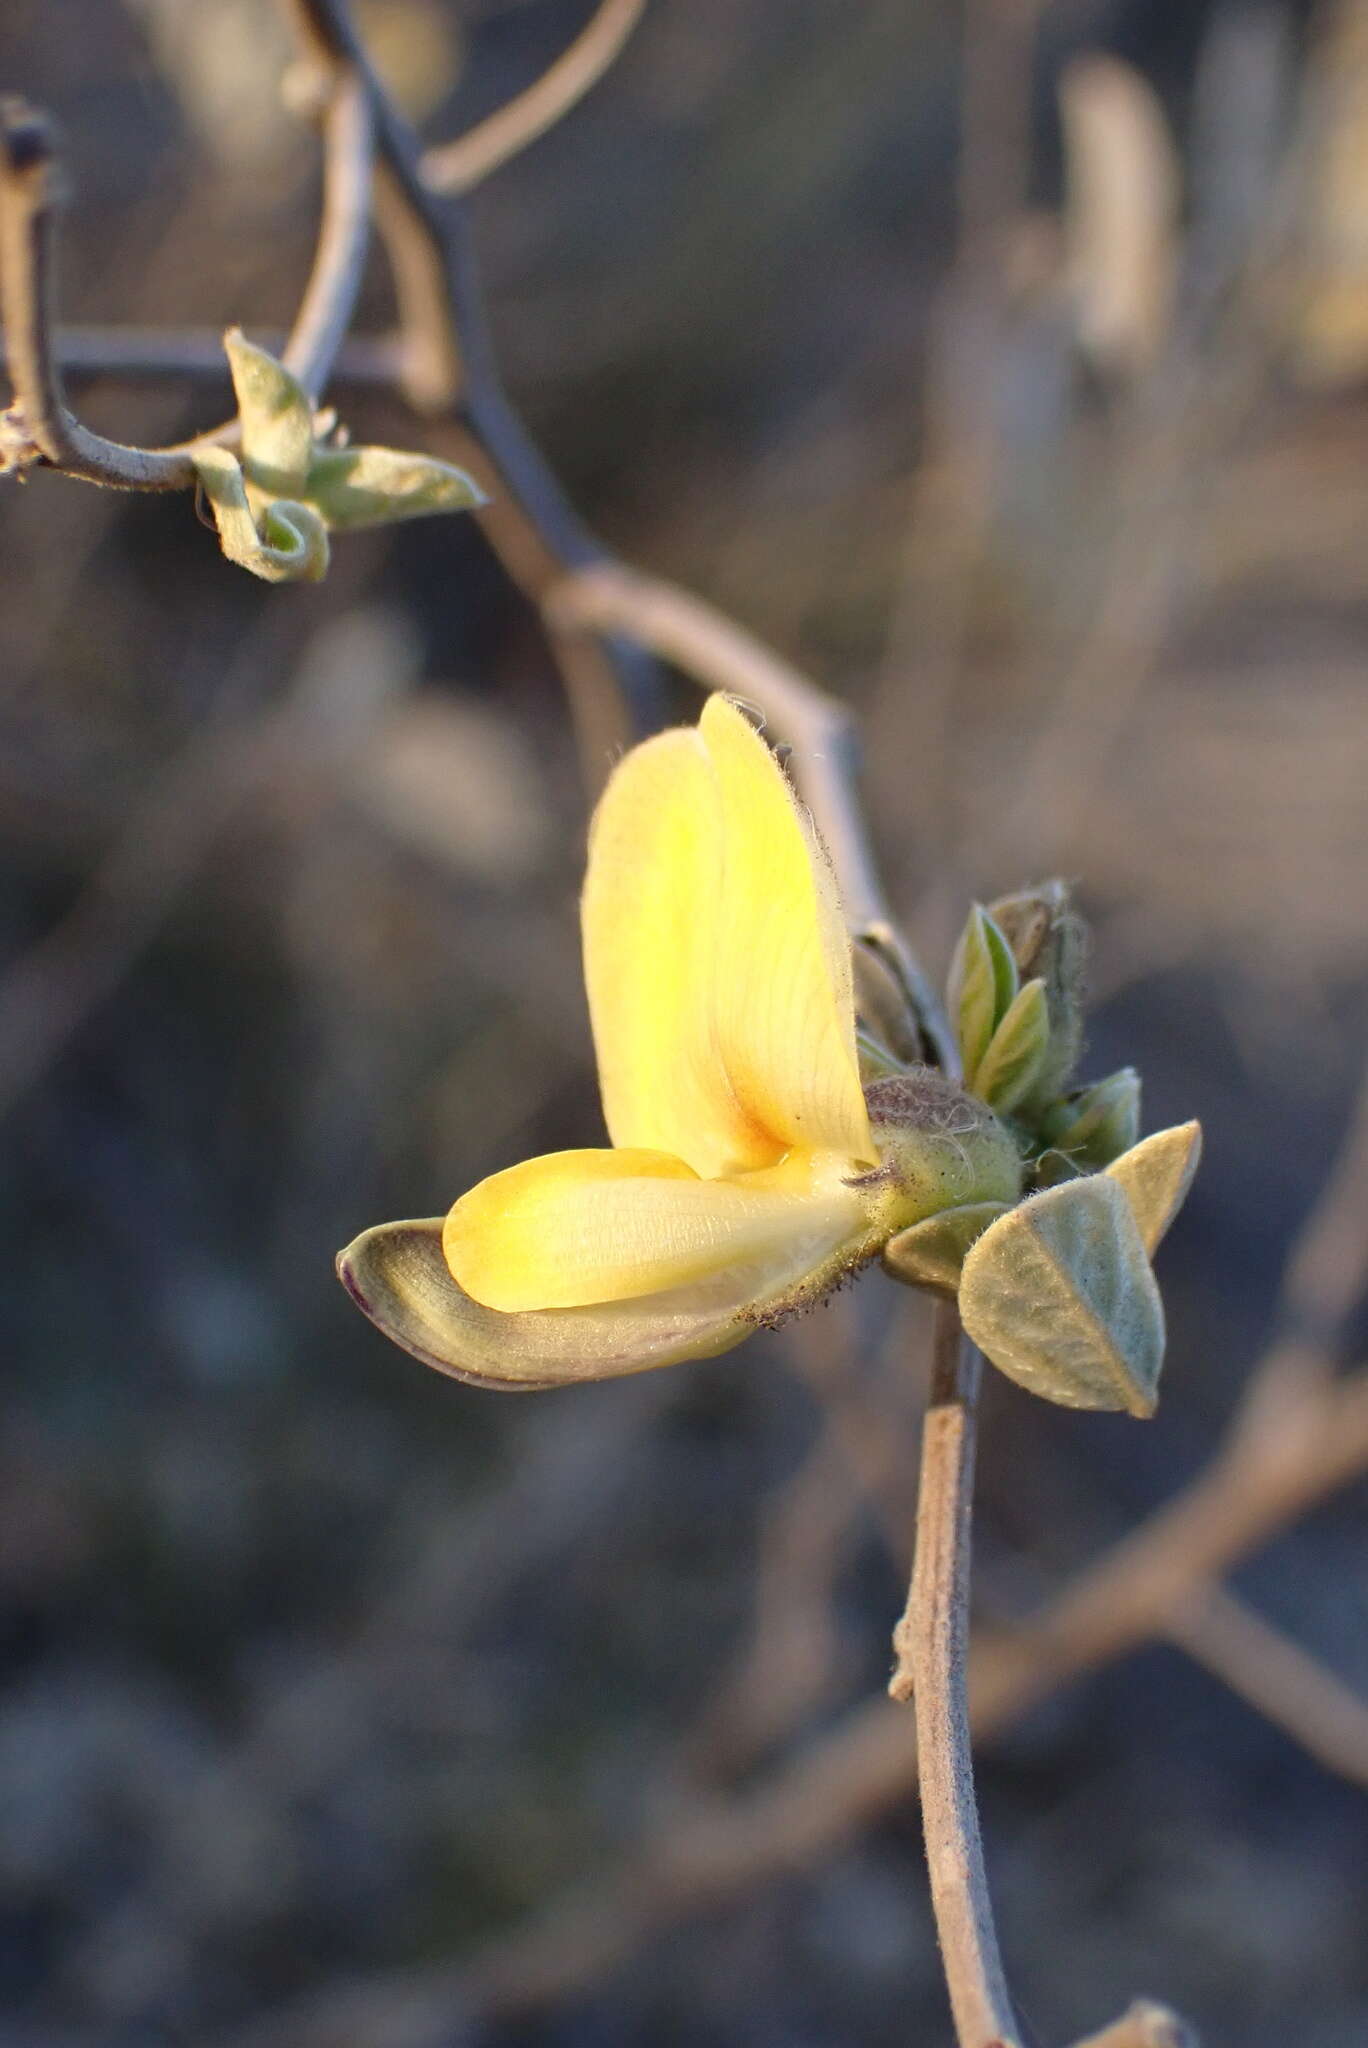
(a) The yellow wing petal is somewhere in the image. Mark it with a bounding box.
[582,726,778,1178]
[443,1146,864,1312]
[339,1219,757,1387]
[701,696,874,1164]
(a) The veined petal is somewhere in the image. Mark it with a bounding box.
[582,728,774,1177]
[340,1206,861,1390]
[443,1146,865,1312]
[701,696,874,1164]
[581,696,873,1178]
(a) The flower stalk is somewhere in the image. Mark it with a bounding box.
[893,1304,1022,2048]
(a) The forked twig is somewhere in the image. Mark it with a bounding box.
[0,70,373,485]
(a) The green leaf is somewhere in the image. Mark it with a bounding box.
[193,446,330,584]
[959,1174,1165,1415]
[882,1201,1010,1296]
[224,327,315,499]
[306,443,486,530]
[1043,1067,1141,1168]
[1105,1121,1202,1257]
[949,904,1019,1085]
[973,977,1050,1113]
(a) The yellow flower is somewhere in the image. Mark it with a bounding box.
[338,696,1021,1389]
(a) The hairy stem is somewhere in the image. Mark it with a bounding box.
[891,1304,1019,2046]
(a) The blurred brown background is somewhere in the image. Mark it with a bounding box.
[2,2,1367,2044]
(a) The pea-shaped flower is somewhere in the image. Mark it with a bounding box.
[339,696,1021,1387]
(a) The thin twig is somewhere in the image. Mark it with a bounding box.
[0,103,189,487]
[891,1307,1020,2047]
[423,0,646,195]
[284,0,655,769]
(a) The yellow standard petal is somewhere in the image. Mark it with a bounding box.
[581,695,873,1178]
[582,727,774,1177]
[444,1146,866,1313]
[700,695,873,1165]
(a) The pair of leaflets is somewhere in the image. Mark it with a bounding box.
[884,1121,1201,1416]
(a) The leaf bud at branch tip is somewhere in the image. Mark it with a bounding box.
[988,878,1088,1108]
[1042,1066,1141,1169]
[193,334,487,583]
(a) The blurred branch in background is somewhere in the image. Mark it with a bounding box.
[422,0,645,194]
[1163,1586,1368,1795]
[1072,2003,1196,2048]
[0,600,404,1125]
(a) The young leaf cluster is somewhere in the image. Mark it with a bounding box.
[880,884,1201,1418]
[193,332,486,583]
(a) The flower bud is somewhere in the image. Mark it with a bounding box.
[1042,1066,1140,1168]
[854,1069,1023,1239]
[853,937,924,1067]
[988,879,1087,1108]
